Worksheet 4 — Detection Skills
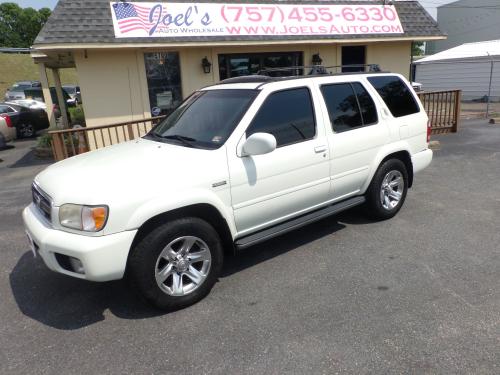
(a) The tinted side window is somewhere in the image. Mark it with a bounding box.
[367,76,420,118]
[352,82,378,125]
[247,88,315,147]
[321,83,362,132]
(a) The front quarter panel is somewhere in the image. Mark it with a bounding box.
[123,187,237,239]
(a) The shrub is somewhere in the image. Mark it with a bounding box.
[69,105,86,125]
[36,133,52,148]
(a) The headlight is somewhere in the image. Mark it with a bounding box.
[59,204,108,232]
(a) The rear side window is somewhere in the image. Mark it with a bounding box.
[247,87,315,147]
[0,105,15,114]
[320,82,378,133]
[367,76,420,118]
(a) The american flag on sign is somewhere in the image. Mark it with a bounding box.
[112,2,154,34]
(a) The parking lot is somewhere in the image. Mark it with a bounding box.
[0,120,499,374]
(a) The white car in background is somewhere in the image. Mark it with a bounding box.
[23,71,433,311]
[0,112,16,142]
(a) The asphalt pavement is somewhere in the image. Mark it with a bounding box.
[0,120,499,374]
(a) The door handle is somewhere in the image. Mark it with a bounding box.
[314,145,328,153]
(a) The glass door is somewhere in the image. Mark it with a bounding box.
[144,52,182,116]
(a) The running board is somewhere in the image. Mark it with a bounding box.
[235,196,366,250]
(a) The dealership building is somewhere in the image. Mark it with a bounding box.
[32,0,444,128]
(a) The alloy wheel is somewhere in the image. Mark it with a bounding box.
[19,123,34,138]
[154,236,212,296]
[379,170,404,210]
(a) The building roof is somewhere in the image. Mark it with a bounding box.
[416,39,500,63]
[34,0,444,47]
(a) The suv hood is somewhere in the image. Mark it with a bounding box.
[35,138,228,206]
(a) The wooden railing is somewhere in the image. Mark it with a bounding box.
[49,116,165,161]
[49,89,462,161]
[417,90,461,134]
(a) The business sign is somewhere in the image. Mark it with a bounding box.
[110,2,404,38]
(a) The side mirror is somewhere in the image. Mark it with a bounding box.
[242,132,277,156]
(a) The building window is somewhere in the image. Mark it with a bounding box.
[342,46,366,72]
[219,52,303,80]
[144,52,182,116]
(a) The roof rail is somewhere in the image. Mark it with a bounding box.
[218,64,386,86]
[258,64,382,76]
[220,75,275,84]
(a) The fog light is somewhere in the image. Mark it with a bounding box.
[69,257,84,274]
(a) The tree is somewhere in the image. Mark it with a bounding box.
[0,3,52,48]
[412,42,425,56]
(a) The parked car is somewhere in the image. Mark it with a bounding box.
[23,71,433,310]
[0,103,49,138]
[24,87,74,108]
[4,81,41,101]
[412,82,423,92]
[63,85,82,105]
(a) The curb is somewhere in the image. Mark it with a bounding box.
[429,141,441,151]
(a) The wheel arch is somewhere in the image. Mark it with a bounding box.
[381,150,414,188]
[129,203,235,258]
[364,146,414,192]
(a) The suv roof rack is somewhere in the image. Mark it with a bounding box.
[219,64,385,86]
[219,75,275,85]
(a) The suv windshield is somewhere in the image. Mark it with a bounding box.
[147,89,258,150]
[63,87,76,94]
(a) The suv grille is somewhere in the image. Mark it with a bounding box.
[32,184,52,222]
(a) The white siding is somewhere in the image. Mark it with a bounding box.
[426,0,500,54]
[415,58,500,101]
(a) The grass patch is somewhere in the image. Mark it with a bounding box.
[0,53,78,98]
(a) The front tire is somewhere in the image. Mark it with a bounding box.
[366,159,408,220]
[127,218,223,311]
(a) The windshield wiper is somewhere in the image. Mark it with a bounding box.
[152,133,198,148]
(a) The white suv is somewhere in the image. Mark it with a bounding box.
[23,72,433,310]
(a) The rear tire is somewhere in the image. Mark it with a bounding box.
[366,159,408,220]
[127,217,223,311]
[17,123,35,138]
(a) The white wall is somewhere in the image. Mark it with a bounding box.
[74,49,150,127]
[415,58,500,100]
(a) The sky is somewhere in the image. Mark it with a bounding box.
[0,0,455,19]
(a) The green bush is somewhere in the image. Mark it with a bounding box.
[69,105,86,125]
[36,133,52,148]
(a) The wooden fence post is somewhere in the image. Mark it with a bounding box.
[50,132,65,161]
[453,90,462,133]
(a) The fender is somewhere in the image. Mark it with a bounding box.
[360,141,412,193]
[125,187,238,239]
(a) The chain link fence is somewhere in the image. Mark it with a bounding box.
[414,59,500,120]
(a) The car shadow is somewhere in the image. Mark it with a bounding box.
[8,147,52,168]
[335,206,376,225]
[10,216,351,330]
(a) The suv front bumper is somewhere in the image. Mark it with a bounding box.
[23,204,137,282]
